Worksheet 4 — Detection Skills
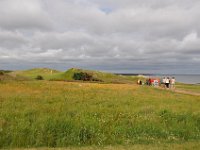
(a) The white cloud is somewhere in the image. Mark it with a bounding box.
[0,0,200,73]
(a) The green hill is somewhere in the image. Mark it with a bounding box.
[9,68,143,83]
[39,68,141,83]
[10,68,62,80]
[56,68,141,83]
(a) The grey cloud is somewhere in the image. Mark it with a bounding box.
[0,0,52,30]
[0,0,200,73]
[178,33,200,54]
[0,30,28,49]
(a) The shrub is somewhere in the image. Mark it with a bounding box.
[0,71,4,75]
[73,72,93,81]
[35,75,44,80]
[73,72,102,82]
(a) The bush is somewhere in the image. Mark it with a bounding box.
[35,75,44,80]
[0,71,4,75]
[73,72,102,82]
[73,72,93,81]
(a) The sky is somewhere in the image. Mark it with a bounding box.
[0,0,200,74]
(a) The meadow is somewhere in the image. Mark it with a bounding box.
[1,79,200,149]
[176,83,200,93]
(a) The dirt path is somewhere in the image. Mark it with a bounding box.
[173,89,200,96]
[156,86,200,96]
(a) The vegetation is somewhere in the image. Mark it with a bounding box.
[1,68,199,149]
[176,83,200,93]
[73,72,102,82]
[6,142,200,150]
[73,72,93,81]
[0,70,12,74]
[0,80,200,148]
[35,75,44,80]
[9,68,62,80]
[0,73,15,81]
[9,68,141,83]
[0,71,4,76]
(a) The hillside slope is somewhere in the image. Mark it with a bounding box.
[9,68,143,83]
[60,68,140,83]
[10,68,62,80]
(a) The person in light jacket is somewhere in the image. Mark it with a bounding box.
[170,77,176,89]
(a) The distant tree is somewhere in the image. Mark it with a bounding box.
[35,75,44,80]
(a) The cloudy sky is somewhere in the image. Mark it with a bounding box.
[0,0,200,74]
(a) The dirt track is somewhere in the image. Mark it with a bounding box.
[156,86,200,96]
[173,89,200,96]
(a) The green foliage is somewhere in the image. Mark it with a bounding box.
[64,68,139,83]
[0,70,12,74]
[0,71,4,75]
[73,72,102,82]
[0,70,13,76]
[35,75,44,80]
[73,72,92,81]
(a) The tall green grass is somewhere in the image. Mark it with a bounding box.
[0,81,200,148]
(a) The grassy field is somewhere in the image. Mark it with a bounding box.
[9,142,200,150]
[0,80,200,149]
[176,83,200,93]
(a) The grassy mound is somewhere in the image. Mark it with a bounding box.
[10,68,144,83]
[60,68,141,83]
[11,68,62,80]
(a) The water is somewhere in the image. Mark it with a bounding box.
[118,73,200,84]
[149,74,200,84]
[168,75,200,84]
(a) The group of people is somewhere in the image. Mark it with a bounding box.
[161,77,176,89]
[137,76,176,89]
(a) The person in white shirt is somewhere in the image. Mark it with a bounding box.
[165,77,170,88]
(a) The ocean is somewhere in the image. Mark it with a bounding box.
[118,73,200,84]
[147,74,200,84]
[161,75,200,84]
